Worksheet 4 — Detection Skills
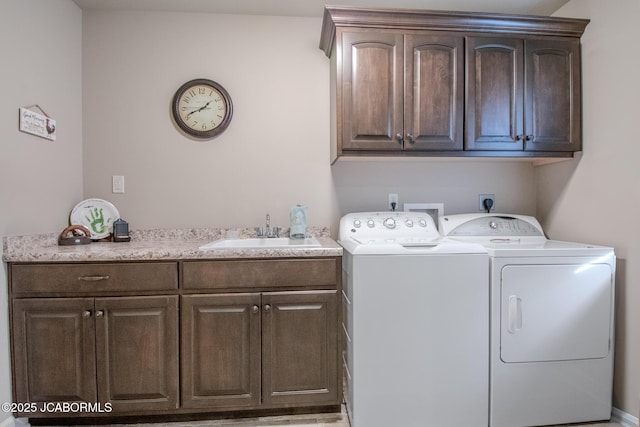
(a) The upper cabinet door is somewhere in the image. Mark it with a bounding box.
[524,39,581,152]
[465,37,524,151]
[405,33,464,151]
[341,31,404,152]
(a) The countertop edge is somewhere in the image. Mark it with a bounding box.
[3,227,342,263]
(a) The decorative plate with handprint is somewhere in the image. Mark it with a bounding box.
[70,198,120,240]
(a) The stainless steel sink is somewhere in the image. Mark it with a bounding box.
[199,237,321,250]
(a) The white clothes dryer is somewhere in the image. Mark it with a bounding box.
[339,212,489,427]
[440,213,615,427]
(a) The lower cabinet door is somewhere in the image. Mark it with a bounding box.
[262,290,339,406]
[181,293,262,409]
[95,295,179,412]
[12,298,97,413]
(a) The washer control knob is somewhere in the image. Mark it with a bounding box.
[418,219,428,227]
[367,219,375,228]
[353,219,362,228]
[383,218,396,229]
[405,219,414,227]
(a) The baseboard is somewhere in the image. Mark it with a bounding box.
[613,407,640,427]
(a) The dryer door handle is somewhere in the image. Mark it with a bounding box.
[508,295,523,334]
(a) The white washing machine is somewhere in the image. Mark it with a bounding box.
[339,211,489,427]
[440,213,615,427]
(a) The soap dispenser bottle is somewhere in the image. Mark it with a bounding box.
[289,205,307,239]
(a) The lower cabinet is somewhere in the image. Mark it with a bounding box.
[8,257,342,420]
[11,295,179,415]
[181,290,338,410]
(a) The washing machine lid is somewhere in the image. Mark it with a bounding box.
[339,237,487,255]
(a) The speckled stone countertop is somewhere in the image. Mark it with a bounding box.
[2,227,342,263]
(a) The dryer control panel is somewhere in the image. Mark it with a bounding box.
[440,214,544,237]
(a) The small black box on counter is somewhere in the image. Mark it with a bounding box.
[112,218,131,242]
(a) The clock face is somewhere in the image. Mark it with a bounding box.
[172,79,233,139]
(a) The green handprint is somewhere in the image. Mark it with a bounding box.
[85,207,106,235]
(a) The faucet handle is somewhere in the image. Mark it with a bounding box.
[255,227,264,237]
[272,227,281,238]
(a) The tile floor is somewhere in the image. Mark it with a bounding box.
[35,405,624,427]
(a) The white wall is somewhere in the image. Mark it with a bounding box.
[81,9,538,236]
[0,0,83,422]
[0,1,545,421]
[541,0,640,417]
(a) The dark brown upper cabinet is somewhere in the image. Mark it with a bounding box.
[466,36,582,152]
[319,6,589,163]
[341,31,463,153]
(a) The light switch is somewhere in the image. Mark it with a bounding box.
[112,175,125,193]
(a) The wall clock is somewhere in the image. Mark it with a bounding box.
[171,78,233,139]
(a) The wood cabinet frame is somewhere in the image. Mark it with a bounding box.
[8,257,342,422]
[319,6,589,162]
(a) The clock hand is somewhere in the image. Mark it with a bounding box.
[197,101,212,112]
[187,101,211,119]
[186,101,213,118]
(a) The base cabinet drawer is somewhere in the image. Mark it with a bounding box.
[12,296,179,416]
[181,259,338,291]
[11,262,178,295]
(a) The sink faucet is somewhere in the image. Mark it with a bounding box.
[256,213,280,238]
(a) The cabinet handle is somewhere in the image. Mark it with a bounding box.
[395,133,403,144]
[515,134,523,141]
[264,304,272,312]
[95,310,104,318]
[78,275,110,282]
[406,133,415,144]
[82,310,92,318]
[525,135,534,141]
[251,305,260,314]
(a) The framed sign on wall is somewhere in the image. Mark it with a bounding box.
[19,105,56,141]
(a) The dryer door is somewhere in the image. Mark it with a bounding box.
[500,263,612,363]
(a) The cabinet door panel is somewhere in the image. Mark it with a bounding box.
[341,31,403,151]
[12,298,96,412]
[181,294,261,409]
[405,33,463,151]
[525,38,581,151]
[95,296,179,412]
[262,291,338,406]
[466,37,524,150]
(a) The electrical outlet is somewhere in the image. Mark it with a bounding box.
[388,193,398,210]
[112,175,125,194]
[479,194,495,212]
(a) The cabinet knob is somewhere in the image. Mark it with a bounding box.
[82,310,92,318]
[264,304,272,312]
[95,310,104,318]
[395,133,403,144]
[252,305,259,314]
[525,135,534,141]
[406,133,415,144]
[515,134,523,141]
